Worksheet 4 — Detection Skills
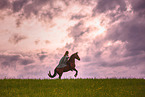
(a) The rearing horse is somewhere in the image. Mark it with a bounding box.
[48,52,80,79]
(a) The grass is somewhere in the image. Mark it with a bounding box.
[0,79,145,97]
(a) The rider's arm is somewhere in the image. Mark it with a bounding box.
[64,56,69,63]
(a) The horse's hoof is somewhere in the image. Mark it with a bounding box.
[74,74,77,77]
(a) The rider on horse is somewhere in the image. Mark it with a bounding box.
[56,51,70,68]
[48,51,80,79]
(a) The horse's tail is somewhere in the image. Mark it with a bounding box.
[48,69,57,78]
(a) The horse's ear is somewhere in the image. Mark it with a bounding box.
[76,52,78,54]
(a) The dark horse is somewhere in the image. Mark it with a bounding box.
[48,52,80,79]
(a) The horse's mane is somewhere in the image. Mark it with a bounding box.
[68,53,75,61]
[70,53,75,57]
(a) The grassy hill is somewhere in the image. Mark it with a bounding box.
[0,79,145,97]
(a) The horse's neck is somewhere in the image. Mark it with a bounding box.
[68,55,75,63]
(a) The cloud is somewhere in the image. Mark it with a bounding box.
[0,54,20,63]
[14,0,64,19]
[20,59,34,65]
[71,14,86,20]
[65,21,90,52]
[92,0,126,15]
[0,52,56,79]
[12,0,28,12]
[81,15,145,68]
[8,33,27,44]
[37,51,48,61]
[39,55,48,61]
[1,61,10,67]
[0,0,10,10]
[35,39,50,45]
[34,39,40,45]
[130,0,145,17]
[106,16,145,56]
[68,21,88,39]
[0,0,95,26]
[0,54,35,67]
[0,0,61,25]
[45,40,50,44]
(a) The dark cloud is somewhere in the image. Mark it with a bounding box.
[40,51,47,54]
[8,33,27,44]
[1,61,10,67]
[68,21,87,39]
[65,21,89,51]
[39,55,48,61]
[0,0,63,25]
[37,51,48,61]
[23,65,36,71]
[18,0,62,19]
[0,54,20,67]
[16,0,50,17]
[71,14,86,20]
[92,0,126,16]
[81,15,145,68]
[0,0,10,10]
[130,0,145,17]
[108,12,125,24]
[23,3,39,18]
[12,0,28,12]
[0,0,96,26]
[100,54,145,67]
[20,59,34,65]
[85,14,145,68]
[0,54,35,67]
[0,54,20,62]
[77,0,94,5]
[106,16,145,56]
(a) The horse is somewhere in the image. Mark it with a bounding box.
[48,52,80,79]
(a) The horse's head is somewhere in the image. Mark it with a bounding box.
[74,52,80,61]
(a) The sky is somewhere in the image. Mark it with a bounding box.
[0,0,145,79]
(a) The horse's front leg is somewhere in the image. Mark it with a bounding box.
[73,68,78,77]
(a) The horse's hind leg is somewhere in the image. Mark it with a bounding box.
[58,73,63,79]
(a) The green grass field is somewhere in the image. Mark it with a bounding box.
[0,79,145,97]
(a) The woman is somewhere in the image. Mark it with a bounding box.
[56,51,69,68]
